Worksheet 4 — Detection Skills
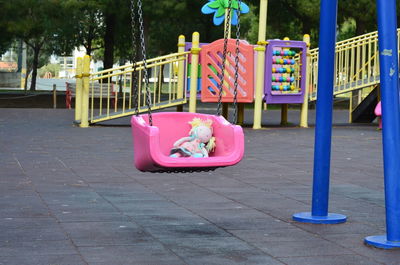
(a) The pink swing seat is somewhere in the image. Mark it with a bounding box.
[131,112,244,172]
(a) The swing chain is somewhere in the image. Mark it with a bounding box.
[130,0,139,115]
[216,0,232,116]
[137,0,152,125]
[232,0,242,124]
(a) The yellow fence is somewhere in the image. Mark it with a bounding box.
[74,52,189,125]
[307,30,388,102]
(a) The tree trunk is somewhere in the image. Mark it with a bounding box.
[24,66,31,94]
[30,46,40,91]
[103,13,116,70]
[85,24,96,55]
[355,19,367,36]
[86,42,92,56]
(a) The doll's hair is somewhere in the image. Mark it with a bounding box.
[188,118,213,132]
[206,136,216,152]
[188,118,216,152]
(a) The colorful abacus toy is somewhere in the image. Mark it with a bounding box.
[264,40,307,104]
[271,48,298,92]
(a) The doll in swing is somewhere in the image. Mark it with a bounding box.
[170,118,216,158]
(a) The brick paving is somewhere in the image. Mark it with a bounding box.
[0,108,399,265]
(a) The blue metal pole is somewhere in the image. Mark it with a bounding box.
[310,0,338,217]
[365,0,400,249]
[293,0,346,224]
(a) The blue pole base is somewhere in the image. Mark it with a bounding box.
[292,212,347,224]
[364,235,400,249]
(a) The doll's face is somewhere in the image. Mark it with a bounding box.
[194,126,212,143]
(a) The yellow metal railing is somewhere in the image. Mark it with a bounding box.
[84,51,189,124]
[306,29,400,102]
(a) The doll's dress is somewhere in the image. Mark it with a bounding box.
[170,142,206,158]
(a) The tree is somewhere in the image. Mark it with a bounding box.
[339,0,377,36]
[0,1,15,55]
[264,0,320,46]
[101,0,128,69]
[38,63,61,78]
[25,49,52,89]
[4,0,74,90]
[63,0,130,68]
[62,0,105,56]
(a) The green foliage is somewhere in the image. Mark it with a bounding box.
[0,0,16,54]
[339,0,377,35]
[38,63,61,78]
[0,42,19,62]
[266,0,319,46]
[92,46,105,62]
[26,46,51,72]
[337,18,357,42]
[5,0,65,46]
[61,0,105,55]
[240,3,258,43]
[0,37,13,56]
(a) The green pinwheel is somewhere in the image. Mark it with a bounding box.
[201,0,249,26]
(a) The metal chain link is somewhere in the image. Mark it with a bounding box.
[232,0,242,124]
[130,0,139,115]
[216,0,232,116]
[137,0,152,125]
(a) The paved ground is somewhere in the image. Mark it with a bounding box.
[0,108,399,265]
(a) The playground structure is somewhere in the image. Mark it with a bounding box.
[73,37,311,127]
[73,0,311,128]
[72,27,400,129]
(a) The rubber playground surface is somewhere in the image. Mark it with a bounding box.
[1,108,399,265]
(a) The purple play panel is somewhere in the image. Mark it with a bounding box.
[185,42,209,64]
[264,40,307,104]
